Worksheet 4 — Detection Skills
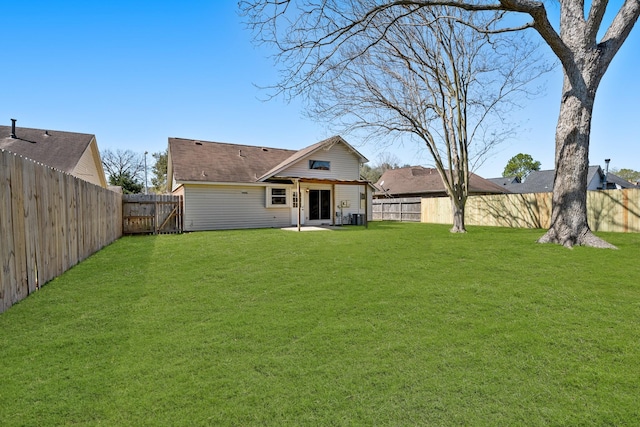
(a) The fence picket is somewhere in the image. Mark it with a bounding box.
[372,198,422,222]
[122,194,183,234]
[420,189,640,233]
[0,149,122,313]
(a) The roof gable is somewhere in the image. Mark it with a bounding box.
[257,135,368,181]
[0,125,95,174]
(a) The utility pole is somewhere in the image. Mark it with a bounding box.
[144,151,148,194]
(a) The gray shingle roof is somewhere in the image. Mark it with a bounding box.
[487,176,521,187]
[488,166,639,193]
[0,125,95,174]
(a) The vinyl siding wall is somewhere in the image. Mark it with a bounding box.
[71,142,106,187]
[282,142,361,180]
[587,174,605,191]
[333,184,371,222]
[183,184,291,231]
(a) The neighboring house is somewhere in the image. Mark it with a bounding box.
[167,135,372,231]
[0,119,107,188]
[373,166,511,198]
[487,166,638,194]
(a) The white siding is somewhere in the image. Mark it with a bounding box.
[334,184,366,220]
[183,184,291,231]
[281,142,361,180]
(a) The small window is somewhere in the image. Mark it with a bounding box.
[292,191,299,208]
[309,160,330,170]
[266,187,289,207]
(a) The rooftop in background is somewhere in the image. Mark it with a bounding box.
[0,120,107,187]
[374,166,511,198]
[487,166,639,193]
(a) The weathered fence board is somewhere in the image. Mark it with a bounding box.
[123,194,183,234]
[372,197,422,222]
[0,149,122,313]
[421,189,640,233]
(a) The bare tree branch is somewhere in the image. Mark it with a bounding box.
[240,0,639,246]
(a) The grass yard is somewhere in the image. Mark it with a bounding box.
[1,222,639,426]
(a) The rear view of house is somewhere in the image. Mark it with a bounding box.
[167,135,372,231]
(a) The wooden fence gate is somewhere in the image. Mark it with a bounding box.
[372,197,422,222]
[122,194,183,234]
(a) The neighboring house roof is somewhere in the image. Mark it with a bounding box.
[168,135,369,185]
[374,166,511,197]
[0,122,107,187]
[602,170,637,189]
[487,176,521,187]
[488,166,638,193]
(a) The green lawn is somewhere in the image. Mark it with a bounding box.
[1,222,639,426]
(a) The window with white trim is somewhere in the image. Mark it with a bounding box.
[266,187,289,207]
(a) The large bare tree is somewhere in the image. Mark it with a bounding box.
[101,149,146,188]
[241,0,639,247]
[242,2,547,233]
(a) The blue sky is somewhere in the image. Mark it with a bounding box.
[2,1,638,179]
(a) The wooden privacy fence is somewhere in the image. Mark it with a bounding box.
[420,188,640,233]
[1,149,122,313]
[372,197,422,222]
[122,194,183,234]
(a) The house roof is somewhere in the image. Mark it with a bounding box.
[603,170,637,189]
[257,135,368,181]
[487,176,521,187]
[488,166,639,193]
[168,137,296,183]
[0,124,96,174]
[375,166,510,197]
[169,135,369,185]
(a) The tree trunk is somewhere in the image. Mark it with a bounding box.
[537,74,617,249]
[450,196,466,233]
